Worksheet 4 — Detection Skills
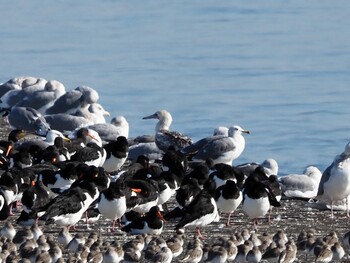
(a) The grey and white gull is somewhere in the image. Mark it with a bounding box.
[45,103,109,133]
[317,141,350,217]
[44,85,99,115]
[14,80,66,114]
[279,166,322,199]
[182,125,250,165]
[86,115,129,142]
[6,106,51,136]
[0,77,47,109]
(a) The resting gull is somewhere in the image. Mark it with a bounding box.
[45,85,99,115]
[237,158,279,178]
[85,115,129,142]
[127,135,163,162]
[44,114,93,132]
[213,126,229,136]
[0,77,47,109]
[0,78,22,98]
[15,80,66,114]
[317,141,350,217]
[75,103,110,125]
[182,125,250,165]
[45,103,109,133]
[6,106,51,136]
[279,166,322,199]
[143,109,192,152]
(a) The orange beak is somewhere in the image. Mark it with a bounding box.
[87,133,98,142]
[31,181,36,187]
[5,145,12,157]
[131,188,142,193]
[157,210,166,222]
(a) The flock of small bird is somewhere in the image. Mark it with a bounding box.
[0,220,348,263]
[0,76,349,262]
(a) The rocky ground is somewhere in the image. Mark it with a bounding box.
[0,118,349,262]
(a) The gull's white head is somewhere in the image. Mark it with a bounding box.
[303,166,322,181]
[143,109,173,132]
[228,125,250,137]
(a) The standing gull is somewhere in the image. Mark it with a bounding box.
[183,125,250,165]
[143,109,192,152]
[317,141,350,217]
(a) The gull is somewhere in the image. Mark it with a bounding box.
[6,106,51,136]
[183,125,250,165]
[279,166,322,199]
[143,109,192,152]
[317,141,350,217]
[86,115,129,142]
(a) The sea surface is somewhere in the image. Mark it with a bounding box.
[1,1,350,175]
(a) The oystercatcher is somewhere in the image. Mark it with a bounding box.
[121,206,166,235]
[175,178,218,239]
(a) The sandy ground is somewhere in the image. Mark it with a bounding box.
[0,118,349,262]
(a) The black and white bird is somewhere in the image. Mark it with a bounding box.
[215,180,242,226]
[242,168,281,230]
[102,136,129,173]
[175,178,218,239]
[121,206,166,235]
[97,181,127,232]
[38,168,106,229]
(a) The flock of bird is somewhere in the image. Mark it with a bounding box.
[0,76,349,262]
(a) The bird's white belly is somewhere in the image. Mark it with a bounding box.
[242,195,270,219]
[186,199,218,228]
[216,193,242,214]
[324,164,350,201]
[98,195,126,220]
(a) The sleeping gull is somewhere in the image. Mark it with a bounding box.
[142,109,192,152]
[0,78,22,98]
[44,114,93,132]
[317,141,350,217]
[15,80,66,114]
[279,166,322,199]
[0,77,47,109]
[45,103,109,132]
[75,103,110,124]
[6,106,51,136]
[182,125,250,165]
[45,85,99,115]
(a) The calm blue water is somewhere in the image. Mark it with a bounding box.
[1,1,350,174]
